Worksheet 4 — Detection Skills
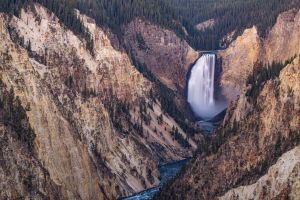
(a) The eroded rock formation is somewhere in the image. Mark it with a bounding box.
[123,18,198,92]
[0,4,197,199]
[220,146,300,200]
[220,9,300,100]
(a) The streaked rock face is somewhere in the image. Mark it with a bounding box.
[219,27,262,99]
[123,18,198,92]
[220,9,300,100]
[219,146,300,200]
[0,4,196,199]
[0,124,63,199]
[263,9,300,64]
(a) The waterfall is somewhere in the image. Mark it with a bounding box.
[188,54,226,120]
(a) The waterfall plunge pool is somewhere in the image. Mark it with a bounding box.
[187,53,228,133]
[187,53,227,120]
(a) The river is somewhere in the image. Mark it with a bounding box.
[121,159,188,200]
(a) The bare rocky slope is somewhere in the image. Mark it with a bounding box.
[155,9,300,200]
[0,122,63,199]
[0,4,198,199]
[220,9,300,100]
[220,146,300,200]
[123,18,198,92]
[123,19,199,114]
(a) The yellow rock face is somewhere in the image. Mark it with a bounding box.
[219,146,300,200]
[219,27,262,100]
[220,9,300,100]
[263,9,300,64]
[0,12,116,200]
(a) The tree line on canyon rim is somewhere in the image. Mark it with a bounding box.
[1,0,300,51]
[168,0,300,49]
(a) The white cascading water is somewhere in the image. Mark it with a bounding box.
[188,54,226,120]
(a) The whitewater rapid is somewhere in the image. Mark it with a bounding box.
[188,54,227,120]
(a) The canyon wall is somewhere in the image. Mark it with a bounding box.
[155,9,300,200]
[220,146,300,200]
[0,4,197,199]
[123,18,198,93]
[220,9,300,100]
[0,123,63,199]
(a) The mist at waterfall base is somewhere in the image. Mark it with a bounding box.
[188,54,227,121]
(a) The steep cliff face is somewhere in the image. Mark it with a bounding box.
[123,18,198,92]
[219,27,262,98]
[0,4,196,199]
[220,9,300,100]
[219,146,300,200]
[263,9,300,64]
[1,11,120,199]
[0,122,63,199]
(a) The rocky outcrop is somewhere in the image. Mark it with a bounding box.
[123,18,198,92]
[219,27,262,99]
[219,146,300,200]
[196,19,215,31]
[0,4,196,199]
[220,9,300,100]
[0,123,63,199]
[263,9,300,64]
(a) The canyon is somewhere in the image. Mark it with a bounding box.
[0,1,299,200]
[0,4,198,199]
[155,8,300,200]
